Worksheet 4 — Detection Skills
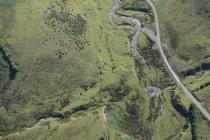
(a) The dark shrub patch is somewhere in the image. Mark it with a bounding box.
[102,78,131,102]
[43,2,88,49]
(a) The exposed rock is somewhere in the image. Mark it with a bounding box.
[145,86,161,98]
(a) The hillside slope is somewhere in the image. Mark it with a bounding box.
[0,0,210,140]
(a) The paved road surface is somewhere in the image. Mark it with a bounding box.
[109,0,210,121]
[145,0,210,121]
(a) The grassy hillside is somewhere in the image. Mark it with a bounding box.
[0,0,210,139]
[0,0,98,133]
[154,0,210,71]
[0,0,148,138]
[153,0,210,117]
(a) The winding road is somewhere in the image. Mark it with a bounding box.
[109,0,210,121]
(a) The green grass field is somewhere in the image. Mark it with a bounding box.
[154,0,210,71]
[152,0,210,118]
[1,0,210,139]
[0,0,147,138]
